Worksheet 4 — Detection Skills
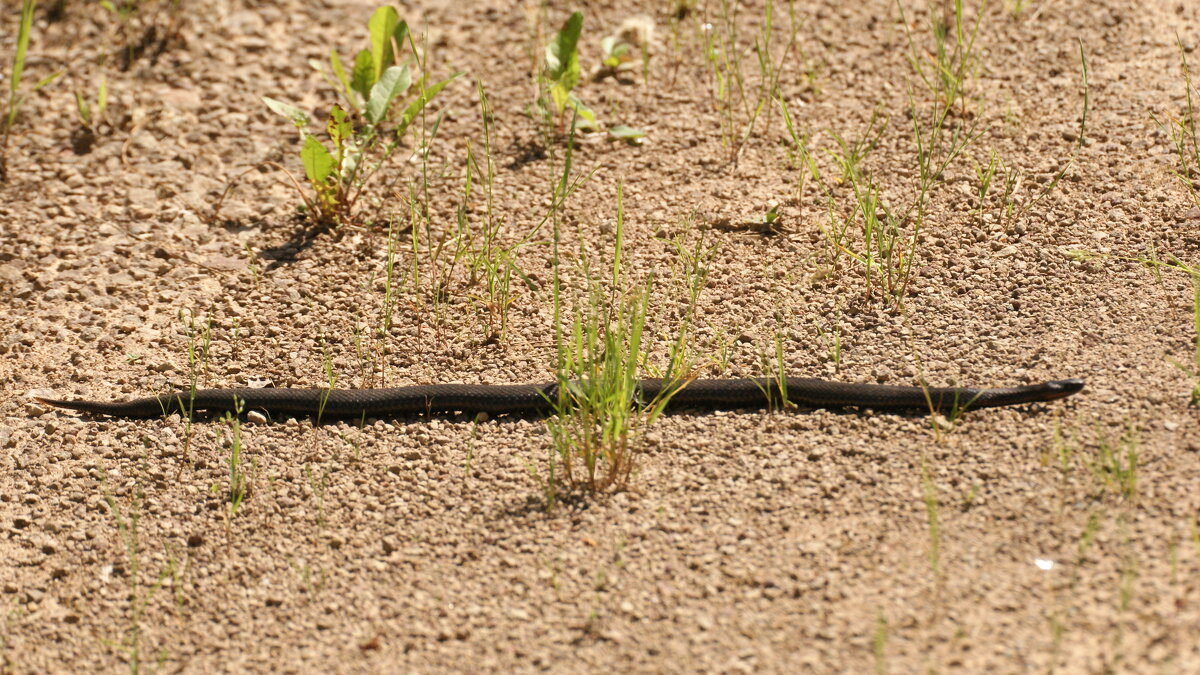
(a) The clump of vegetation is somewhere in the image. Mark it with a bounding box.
[1153,39,1200,207]
[1,0,60,182]
[700,0,804,163]
[541,183,664,503]
[535,173,705,506]
[781,2,1088,306]
[262,6,459,227]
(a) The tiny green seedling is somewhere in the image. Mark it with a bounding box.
[71,76,108,153]
[540,11,597,132]
[600,35,632,69]
[222,397,250,516]
[305,464,330,529]
[762,200,781,227]
[317,335,338,424]
[540,180,693,506]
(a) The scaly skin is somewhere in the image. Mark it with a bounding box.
[34,377,1085,418]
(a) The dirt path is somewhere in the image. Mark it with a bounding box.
[2,0,1199,671]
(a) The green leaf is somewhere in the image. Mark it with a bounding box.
[395,72,462,140]
[300,135,335,184]
[607,124,645,142]
[328,49,354,102]
[601,37,630,67]
[368,6,401,82]
[566,94,598,131]
[74,91,90,126]
[365,64,411,124]
[350,49,375,102]
[327,105,352,149]
[545,11,583,93]
[392,20,410,58]
[262,96,309,127]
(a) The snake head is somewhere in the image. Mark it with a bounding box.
[1043,378,1085,400]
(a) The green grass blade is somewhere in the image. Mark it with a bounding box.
[262,96,309,127]
[11,0,36,99]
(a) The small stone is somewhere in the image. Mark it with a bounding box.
[126,187,158,210]
[246,410,267,424]
[187,534,204,548]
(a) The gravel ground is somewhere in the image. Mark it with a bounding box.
[2,0,1199,671]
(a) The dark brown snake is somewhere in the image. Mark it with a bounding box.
[35,377,1084,418]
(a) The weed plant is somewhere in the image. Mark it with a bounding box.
[539,11,596,132]
[222,398,250,517]
[1153,39,1200,206]
[263,6,459,226]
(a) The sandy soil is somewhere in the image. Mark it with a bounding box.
[2,0,1200,671]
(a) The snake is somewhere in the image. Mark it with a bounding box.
[34,376,1084,418]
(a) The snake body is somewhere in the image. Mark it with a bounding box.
[35,377,1084,418]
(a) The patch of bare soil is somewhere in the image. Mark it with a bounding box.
[2,0,1200,671]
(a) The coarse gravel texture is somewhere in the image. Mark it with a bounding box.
[2,0,1200,672]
